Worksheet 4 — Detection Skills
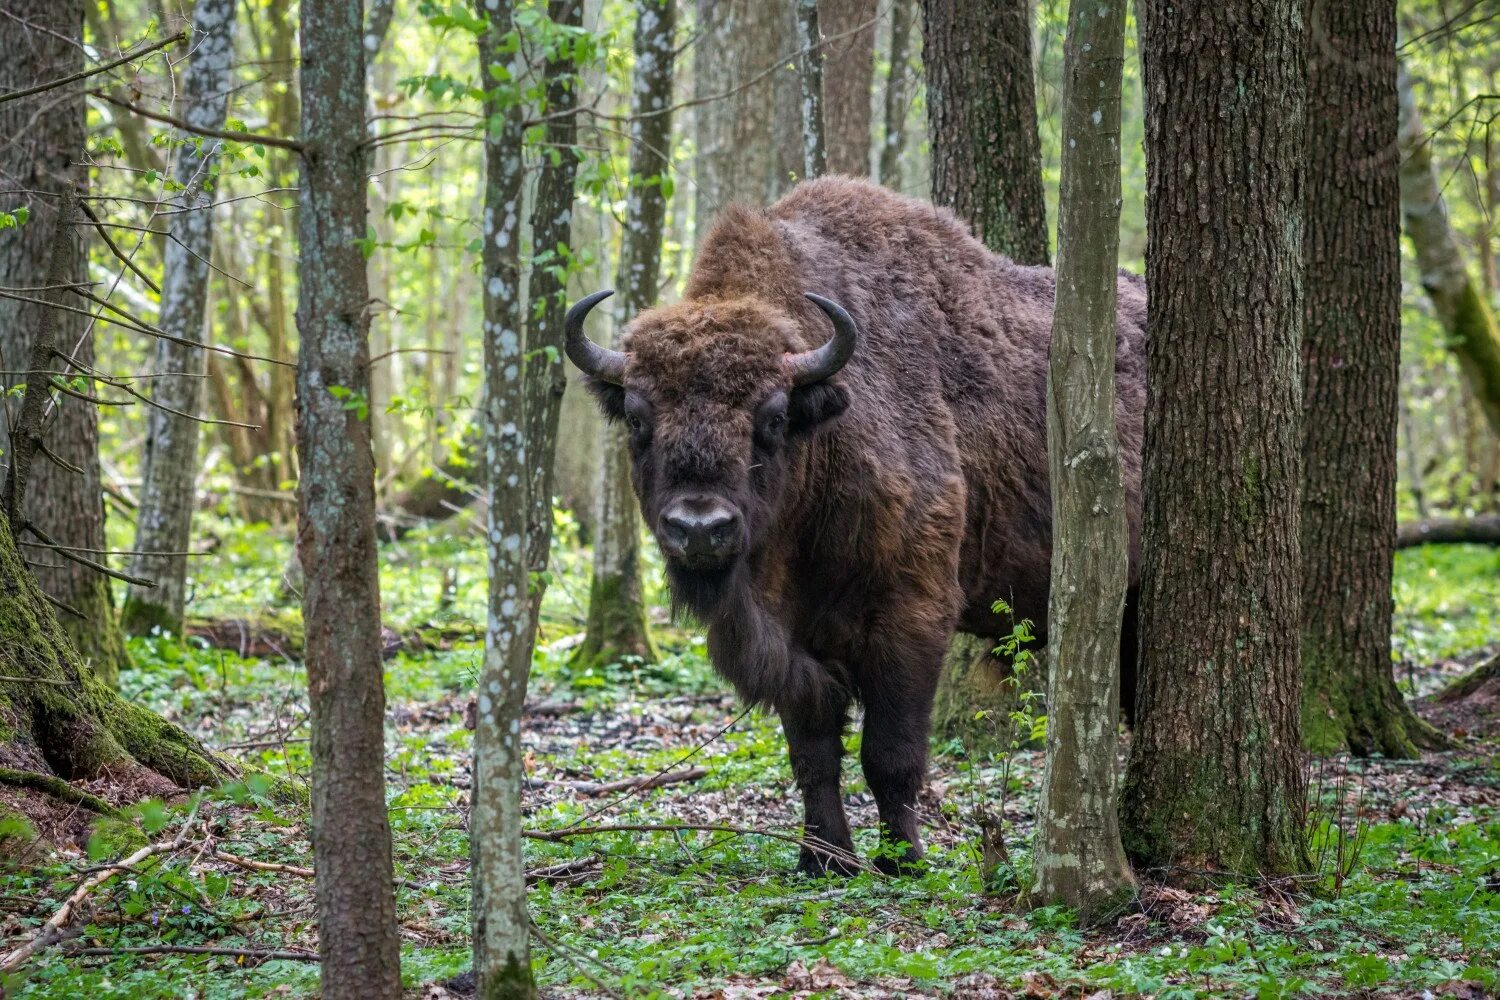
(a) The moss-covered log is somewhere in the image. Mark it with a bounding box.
[0,510,230,820]
[931,632,1045,754]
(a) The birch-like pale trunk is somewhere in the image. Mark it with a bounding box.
[122,0,236,636]
[794,0,827,179]
[472,0,537,994]
[295,0,402,994]
[1031,0,1135,924]
[572,0,676,674]
[877,0,912,189]
[1397,67,1500,439]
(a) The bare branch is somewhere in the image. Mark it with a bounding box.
[0,31,185,106]
[92,89,304,152]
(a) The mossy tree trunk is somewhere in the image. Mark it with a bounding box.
[0,0,130,686]
[1300,0,1446,758]
[1121,0,1309,879]
[931,633,1043,752]
[573,0,677,674]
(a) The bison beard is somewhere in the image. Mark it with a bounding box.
[569,177,1146,875]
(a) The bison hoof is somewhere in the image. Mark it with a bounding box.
[796,848,861,878]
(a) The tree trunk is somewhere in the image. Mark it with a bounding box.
[1121,0,1309,879]
[296,0,402,993]
[0,0,129,685]
[921,0,1049,264]
[795,0,828,179]
[1300,0,1445,758]
[877,0,913,189]
[820,0,876,176]
[122,0,236,637]
[573,0,676,673]
[693,0,802,229]
[1031,0,1134,923]
[1397,66,1500,440]
[930,633,1044,750]
[472,0,537,993]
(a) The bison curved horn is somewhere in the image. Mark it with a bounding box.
[786,292,859,386]
[564,289,626,384]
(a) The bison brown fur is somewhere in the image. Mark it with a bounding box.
[570,177,1146,875]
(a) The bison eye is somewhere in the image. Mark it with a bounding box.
[625,413,642,433]
[766,412,787,434]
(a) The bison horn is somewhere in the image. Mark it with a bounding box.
[786,293,859,386]
[564,289,626,384]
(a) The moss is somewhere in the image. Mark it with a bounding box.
[0,766,118,816]
[87,814,150,857]
[120,593,181,638]
[97,693,233,788]
[932,633,1045,753]
[476,955,536,1000]
[570,570,656,671]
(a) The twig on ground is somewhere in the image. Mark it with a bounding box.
[569,766,707,797]
[63,943,319,963]
[212,851,314,879]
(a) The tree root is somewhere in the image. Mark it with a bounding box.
[0,767,118,817]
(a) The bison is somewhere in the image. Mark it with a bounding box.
[566,177,1146,874]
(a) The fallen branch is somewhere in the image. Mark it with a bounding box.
[1396,516,1500,549]
[213,851,314,879]
[63,943,319,963]
[569,767,707,797]
[525,856,601,884]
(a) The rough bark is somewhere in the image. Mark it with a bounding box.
[295,0,402,993]
[1301,0,1444,758]
[921,0,1049,264]
[877,0,913,189]
[1397,67,1500,440]
[1031,0,1134,923]
[693,0,802,231]
[1121,0,1309,879]
[795,0,828,179]
[573,0,676,673]
[819,0,876,177]
[473,0,536,993]
[0,0,129,684]
[122,0,237,637]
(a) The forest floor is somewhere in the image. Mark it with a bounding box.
[2,520,1498,999]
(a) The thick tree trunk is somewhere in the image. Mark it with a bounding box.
[1301,0,1444,758]
[296,1,402,993]
[0,0,129,685]
[819,0,876,176]
[472,0,536,993]
[574,0,676,673]
[693,0,802,229]
[122,0,236,637]
[0,511,229,825]
[877,0,913,189]
[921,0,1049,264]
[1397,67,1500,440]
[1121,0,1309,879]
[1031,0,1134,923]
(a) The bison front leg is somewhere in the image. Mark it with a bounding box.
[780,692,857,876]
[860,666,939,875]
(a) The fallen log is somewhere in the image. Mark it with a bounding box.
[1396,516,1500,549]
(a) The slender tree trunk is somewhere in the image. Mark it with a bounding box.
[693,0,802,229]
[1031,0,1134,923]
[472,0,536,993]
[921,0,1049,264]
[1121,0,1309,879]
[1301,0,1445,758]
[0,0,129,685]
[122,0,237,636]
[795,0,828,179]
[820,0,876,176]
[573,0,676,673]
[1397,67,1500,440]
[296,0,401,993]
[878,0,913,189]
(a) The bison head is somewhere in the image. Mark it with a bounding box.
[566,290,855,616]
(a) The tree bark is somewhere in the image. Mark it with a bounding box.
[795,0,828,179]
[1396,515,1500,548]
[472,0,537,993]
[295,0,402,993]
[1301,0,1444,759]
[573,0,676,673]
[0,0,129,685]
[1031,0,1134,923]
[693,0,802,230]
[819,0,876,177]
[877,0,913,189]
[1397,66,1500,440]
[122,0,237,637]
[1121,0,1309,879]
[921,0,1049,264]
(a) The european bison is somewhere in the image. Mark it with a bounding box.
[566,177,1146,874]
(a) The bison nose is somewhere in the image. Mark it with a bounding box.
[660,501,741,563]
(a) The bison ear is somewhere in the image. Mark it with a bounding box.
[787,380,848,436]
[583,375,627,422]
